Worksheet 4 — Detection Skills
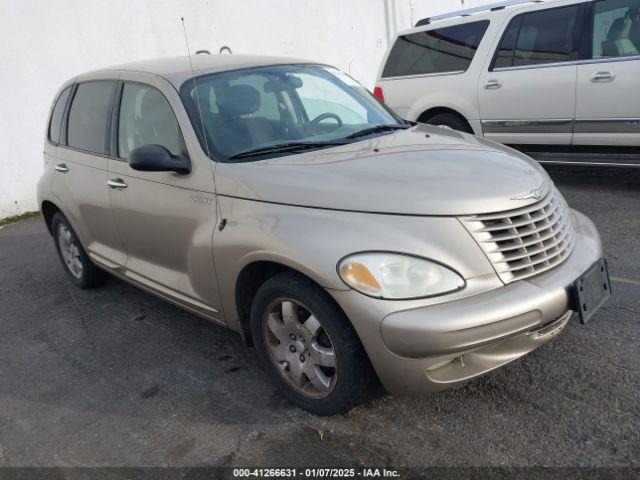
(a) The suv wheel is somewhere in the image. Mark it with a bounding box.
[425,112,473,134]
[51,213,108,289]
[250,271,377,415]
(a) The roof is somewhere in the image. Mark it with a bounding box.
[81,54,316,87]
[401,0,568,35]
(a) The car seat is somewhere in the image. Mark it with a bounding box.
[602,17,639,57]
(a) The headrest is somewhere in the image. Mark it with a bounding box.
[216,84,260,117]
[608,18,632,40]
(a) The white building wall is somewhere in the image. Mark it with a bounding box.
[0,0,490,219]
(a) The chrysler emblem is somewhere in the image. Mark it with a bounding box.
[511,183,546,201]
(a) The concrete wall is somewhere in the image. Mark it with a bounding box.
[0,0,492,219]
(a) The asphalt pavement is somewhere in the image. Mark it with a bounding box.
[0,166,638,469]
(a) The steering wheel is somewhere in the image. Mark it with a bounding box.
[308,112,343,132]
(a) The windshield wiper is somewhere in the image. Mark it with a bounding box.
[345,124,410,140]
[228,141,350,160]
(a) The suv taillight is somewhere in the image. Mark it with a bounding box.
[373,86,385,103]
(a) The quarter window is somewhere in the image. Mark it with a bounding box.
[118,83,183,159]
[49,87,72,144]
[382,20,490,78]
[67,81,116,154]
[591,0,640,59]
[493,6,579,69]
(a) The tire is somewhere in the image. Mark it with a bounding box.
[425,112,473,134]
[250,271,377,415]
[51,212,108,289]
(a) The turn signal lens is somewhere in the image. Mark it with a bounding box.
[339,261,382,296]
[338,252,465,299]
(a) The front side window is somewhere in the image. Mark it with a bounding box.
[67,81,116,154]
[118,83,183,159]
[382,20,490,78]
[182,65,404,161]
[592,0,640,59]
[48,87,71,144]
[493,6,579,68]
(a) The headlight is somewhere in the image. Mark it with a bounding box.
[338,252,465,299]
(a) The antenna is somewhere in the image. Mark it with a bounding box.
[181,17,211,157]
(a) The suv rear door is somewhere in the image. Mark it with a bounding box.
[478,3,583,145]
[574,0,640,145]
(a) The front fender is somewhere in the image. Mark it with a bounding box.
[214,196,495,331]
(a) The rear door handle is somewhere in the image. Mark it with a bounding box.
[107,178,128,189]
[591,71,615,82]
[483,79,502,90]
[54,163,69,173]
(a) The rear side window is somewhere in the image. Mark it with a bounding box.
[493,5,579,69]
[67,81,116,154]
[493,17,523,69]
[382,20,490,78]
[48,87,71,144]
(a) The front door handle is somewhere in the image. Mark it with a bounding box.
[107,178,128,189]
[484,79,502,90]
[54,163,69,173]
[591,71,615,82]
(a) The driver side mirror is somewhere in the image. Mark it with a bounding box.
[128,144,191,175]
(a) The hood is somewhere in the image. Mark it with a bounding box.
[215,124,553,216]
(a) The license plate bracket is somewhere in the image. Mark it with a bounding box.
[572,258,611,324]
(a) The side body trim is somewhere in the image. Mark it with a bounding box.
[481,119,573,134]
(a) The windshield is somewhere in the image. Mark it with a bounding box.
[181,64,405,161]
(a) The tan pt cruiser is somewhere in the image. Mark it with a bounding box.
[37,55,611,415]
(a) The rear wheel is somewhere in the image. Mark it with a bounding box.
[425,112,473,134]
[250,271,377,415]
[51,213,108,289]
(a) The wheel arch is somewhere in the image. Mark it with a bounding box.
[234,260,347,347]
[417,107,473,132]
[41,200,62,235]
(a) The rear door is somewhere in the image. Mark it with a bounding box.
[574,0,640,145]
[52,78,127,270]
[478,3,583,145]
[107,73,223,321]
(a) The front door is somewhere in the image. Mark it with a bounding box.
[478,3,582,145]
[107,75,223,321]
[574,0,640,146]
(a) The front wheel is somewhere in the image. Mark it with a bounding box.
[51,213,108,289]
[250,272,377,415]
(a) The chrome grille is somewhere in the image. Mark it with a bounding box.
[460,188,575,283]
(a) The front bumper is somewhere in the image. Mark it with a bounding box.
[330,210,603,394]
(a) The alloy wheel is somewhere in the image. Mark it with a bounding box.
[263,298,338,399]
[57,224,83,279]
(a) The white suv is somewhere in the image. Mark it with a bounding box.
[376,0,640,166]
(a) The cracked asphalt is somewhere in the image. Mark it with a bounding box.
[0,166,638,468]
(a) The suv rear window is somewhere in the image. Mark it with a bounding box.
[382,20,490,78]
[48,87,71,144]
[67,81,116,154]
[493,5,579,69]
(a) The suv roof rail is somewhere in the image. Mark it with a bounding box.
[414,0,544,27]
